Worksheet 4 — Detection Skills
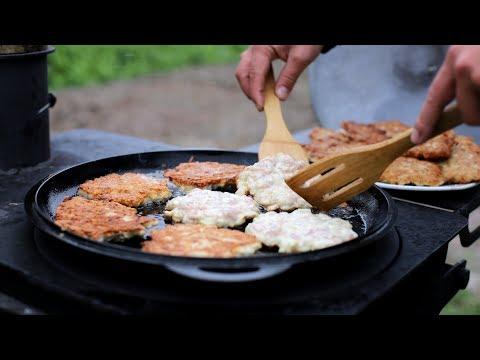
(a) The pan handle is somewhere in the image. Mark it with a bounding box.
[35,93,56,118]
[164,263,291,282]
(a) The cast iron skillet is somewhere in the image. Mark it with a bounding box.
[27,150,397,282]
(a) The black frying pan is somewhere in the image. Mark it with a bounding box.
[27,150,397,283]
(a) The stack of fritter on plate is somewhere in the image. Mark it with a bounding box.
[303,120,480,186]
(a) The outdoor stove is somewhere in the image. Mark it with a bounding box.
[1,44,477,315]
[0,129,477,315]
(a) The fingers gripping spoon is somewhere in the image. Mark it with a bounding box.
[258,67,309,162]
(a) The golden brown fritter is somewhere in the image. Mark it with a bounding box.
[55,196,157,242]
[379,157,445,186]
[374,120,410,137]
[142,224,261,258]
[341,121,389,144]
[164,161,245,191]
[310,120,409,151]
[440,135,480,184]
[404,130,456,161]
[303,142,363,162]
[309,127,351,143]
[306,126,365,161]
[78,173,171,208]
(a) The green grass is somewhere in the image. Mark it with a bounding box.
[441,290,480,315]
[48,45,247,90]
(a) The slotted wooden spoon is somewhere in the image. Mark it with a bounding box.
[287,104,463,211]
[258,67,309,161]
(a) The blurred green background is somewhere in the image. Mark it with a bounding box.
[442,290,480,315]
[47,45,480,315]
[48,45,247,89]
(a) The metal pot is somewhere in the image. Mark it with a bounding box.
[0,45,55,170]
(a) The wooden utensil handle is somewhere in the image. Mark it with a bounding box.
[429,103,463,138]
[262,67,296,142]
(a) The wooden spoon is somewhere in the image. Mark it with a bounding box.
[287,104,462,211]
[258,67,308,161]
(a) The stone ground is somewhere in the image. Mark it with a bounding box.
[50,63,480,297]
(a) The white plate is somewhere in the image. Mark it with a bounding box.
[375,182,480,192]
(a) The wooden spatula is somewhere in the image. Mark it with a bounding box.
[287,104,463,211]
[258,66,309,161]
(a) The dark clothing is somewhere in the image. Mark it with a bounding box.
[321,45,336,53]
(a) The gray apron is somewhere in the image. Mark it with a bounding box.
[308,45,480,142]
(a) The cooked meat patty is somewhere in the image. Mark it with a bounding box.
[379,157,445,186]
[164,161,245,191]
[164,188,260,228]
[341,121,389,144]
[303,141,363,162]
[245,209,358,253]
[78,172,171,208]
[236,153,311,211]
[309,127,351,144]
[55,196,157,242]
[142,224,261,258]
[374,120,409,137]
[440,135,480,184]
[305,122,410,162]
[340,121,454,161]
[404,130,456,161]
[305,127,364,161]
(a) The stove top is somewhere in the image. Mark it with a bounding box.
[0,129,475,315]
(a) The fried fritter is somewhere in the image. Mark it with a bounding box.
[404,130,455,161]
[164,189,260,228]
[142,224,261,258]
[78,172,171,208]
[379,157,445,186]
[306,127,362,161]
[164,161,245,191]
[55,196,157,242]
[440,135,480,184]
[309,127,351,143]
[374,120,410,137]
[341,121,389,144]
[303,142,363,162]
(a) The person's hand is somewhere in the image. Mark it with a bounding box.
[412,45,480,144]
[235,45,323,111]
